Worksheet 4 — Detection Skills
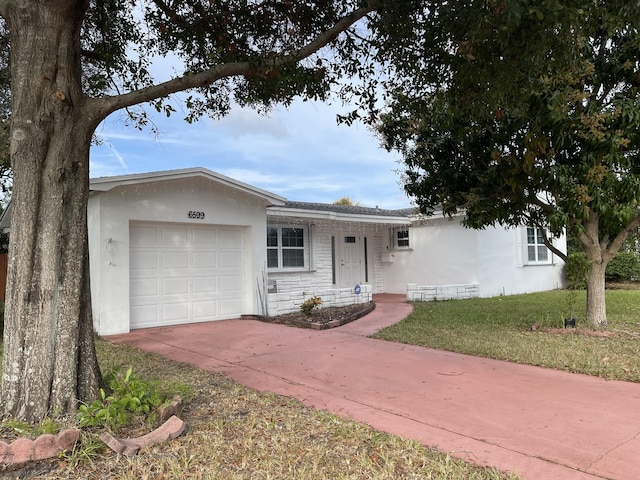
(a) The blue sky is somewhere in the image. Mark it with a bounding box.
[90,98,411,209]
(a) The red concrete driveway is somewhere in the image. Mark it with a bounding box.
[108,294,640,480]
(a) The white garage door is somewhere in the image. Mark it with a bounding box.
[129,222,245,329]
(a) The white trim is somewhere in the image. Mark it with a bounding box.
[267,224,310,272]
[390,226,411,250]
[523,226,553,265]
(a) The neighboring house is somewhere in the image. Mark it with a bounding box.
[0,167,566,335]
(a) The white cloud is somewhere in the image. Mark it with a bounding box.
[212,109,289,139]
[90,97,409,209]
[217,168,283,186]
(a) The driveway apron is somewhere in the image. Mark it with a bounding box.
[108,294,640,480]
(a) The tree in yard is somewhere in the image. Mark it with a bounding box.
[0,0,384,422]
[376,1,640,327]
[333,196,362,206]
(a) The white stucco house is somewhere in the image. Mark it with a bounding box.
[0,167,567,335]
[81,167,566,335]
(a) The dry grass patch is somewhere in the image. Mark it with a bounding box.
[12,341,517,480]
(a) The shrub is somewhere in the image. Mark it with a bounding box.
[300,296,322,315]
[77,366,163,431]
[563,252,590,289]
[605,251,640,282]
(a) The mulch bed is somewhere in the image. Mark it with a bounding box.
[247,302,375,330]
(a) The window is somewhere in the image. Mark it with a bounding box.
[391,227,410,249]
[526,226,550,263]
[267,226,306,269]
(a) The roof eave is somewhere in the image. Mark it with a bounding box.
[267,206,411,225]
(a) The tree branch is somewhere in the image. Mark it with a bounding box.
[151,0,193,30]
[604,212,640,263]
[89,1,378,120]
[538,226,567,262]
[529,195,554,213]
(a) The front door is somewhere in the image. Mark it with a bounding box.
[338,235,364,288]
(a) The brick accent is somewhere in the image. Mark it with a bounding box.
[100,415,185,456]
[0,428,80,464]
[251,301,376,330]
[157,397,182,423]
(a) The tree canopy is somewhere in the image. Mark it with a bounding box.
[333,196,362,206]
[377,0,640,326]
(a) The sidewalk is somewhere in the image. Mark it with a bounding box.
[108,294,640,480]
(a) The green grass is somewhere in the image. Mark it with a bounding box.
[373,289,640,382]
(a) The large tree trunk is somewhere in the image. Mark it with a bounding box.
[1,2,101,421]
[585,259,607,328]
[579,212,613,329]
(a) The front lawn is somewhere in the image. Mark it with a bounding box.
[373,289,640,382]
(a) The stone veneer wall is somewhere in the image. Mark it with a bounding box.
[407,283,479,302]
[267,284,373,316]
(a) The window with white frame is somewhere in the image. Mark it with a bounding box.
[526,226,550,264]
[267,225,307,269]
[391,227,410,249]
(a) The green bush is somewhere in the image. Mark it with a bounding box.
[605,251,640,282]
[563,252,590,289]
[77,366,163,431]
[563,250,640,287]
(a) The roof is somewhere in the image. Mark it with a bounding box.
[267,201,415,225]
[1,169,418,230]
[282,201,415,217]
[90,167,287,206]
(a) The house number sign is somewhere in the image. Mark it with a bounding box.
[188,211,206,219]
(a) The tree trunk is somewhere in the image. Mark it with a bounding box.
[1,2,101,421]
[585,260,607,328]
[579,212,613,329]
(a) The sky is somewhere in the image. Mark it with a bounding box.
[90,98,411,210]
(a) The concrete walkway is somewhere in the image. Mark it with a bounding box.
[108,294,640,480]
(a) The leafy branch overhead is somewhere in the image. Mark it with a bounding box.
[74,0,381,124]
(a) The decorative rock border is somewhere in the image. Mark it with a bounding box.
[245,302,376,330]
[0,428,80,464]
[0,396,185,464]
[100,415,185,456]
[100,397,185,456]
[157,396,182,423]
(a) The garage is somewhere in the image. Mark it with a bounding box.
[129,222,245,329]
[87,167,286,335]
